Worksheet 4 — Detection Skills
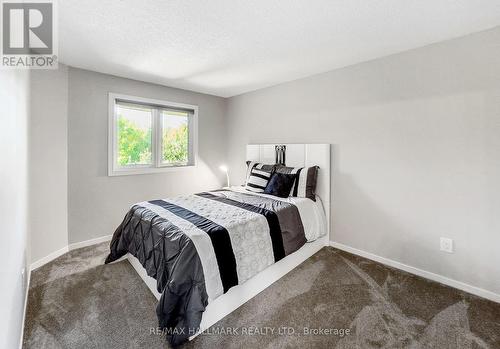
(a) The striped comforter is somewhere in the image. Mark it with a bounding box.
[105,189,306,346]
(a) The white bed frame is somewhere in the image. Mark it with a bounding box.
[127,143,331,339]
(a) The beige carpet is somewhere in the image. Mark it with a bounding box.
[23,243,500,348]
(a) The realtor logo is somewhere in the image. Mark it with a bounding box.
[1,0,58,69]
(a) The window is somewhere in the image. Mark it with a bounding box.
[108,93,197,176]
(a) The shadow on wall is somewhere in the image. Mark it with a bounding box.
[288,28,500,115]
[68,156,226,248]
[330,144,430,262]
[100,155,226,223]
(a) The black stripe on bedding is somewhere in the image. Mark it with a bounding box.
[195,192,286,262]
[149,199,238,293]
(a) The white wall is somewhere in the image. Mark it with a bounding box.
[29,65,69,263]
[67,67,227,244]
[0,70,30,349]
[226,27,500,296]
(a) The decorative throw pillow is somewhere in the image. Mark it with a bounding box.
[245,167,272,193]
[275,165,319,201]
[264,173,296,198]
[245,161,276,185]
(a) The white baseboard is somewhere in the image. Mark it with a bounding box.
[19,267,31,349]
[68,235,112,251]
[30,245,69,271]
[330,241,500,304]
[29,235,112,271]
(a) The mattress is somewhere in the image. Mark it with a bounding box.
[105,188,327,345]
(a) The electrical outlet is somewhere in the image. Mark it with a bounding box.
[440,237,454,253]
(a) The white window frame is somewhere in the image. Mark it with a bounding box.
[108,93,198,176]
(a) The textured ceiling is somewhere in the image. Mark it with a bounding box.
[59,0,500,97]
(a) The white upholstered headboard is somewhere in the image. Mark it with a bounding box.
[246,144,331,235]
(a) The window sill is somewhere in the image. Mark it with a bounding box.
[108,164,196,177]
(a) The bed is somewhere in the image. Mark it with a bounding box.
[105,144,331,346]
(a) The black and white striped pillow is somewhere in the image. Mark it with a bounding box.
[245,161,276,185]
[275,165,319,201]
[245,167,272,193]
